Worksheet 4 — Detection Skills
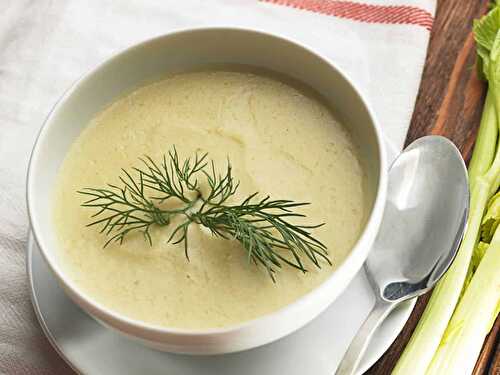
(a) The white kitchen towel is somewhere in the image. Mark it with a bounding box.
[0,0,435,373]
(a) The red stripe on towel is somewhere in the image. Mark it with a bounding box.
[260,0,433,31]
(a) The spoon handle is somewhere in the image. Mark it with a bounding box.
[336,299,396,375]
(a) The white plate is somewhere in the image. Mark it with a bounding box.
[27,231,415,375]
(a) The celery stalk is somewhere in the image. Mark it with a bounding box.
[468,91,497,186]
[392,8,500,373]
[426,227,500,375]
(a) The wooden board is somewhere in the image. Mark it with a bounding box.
[366,1,500,374]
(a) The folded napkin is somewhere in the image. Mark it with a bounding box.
[0,0,435,373]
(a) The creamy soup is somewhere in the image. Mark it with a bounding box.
[53,69,366,329]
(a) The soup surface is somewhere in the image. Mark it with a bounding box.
[53,69,367,329]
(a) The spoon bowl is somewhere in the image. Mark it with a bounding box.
[336,135,469,374]
[367,136,469,302]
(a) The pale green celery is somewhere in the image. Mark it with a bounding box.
[426,226,500,375]
[479,191,500,243]
[474,242,488,264]
[465,241,489,292]
[468,92,497,188]
[392,11,500,373]
[464,192,500,291]
[485,190,500,214]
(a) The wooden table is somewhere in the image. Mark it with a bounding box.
[366,1,500,374]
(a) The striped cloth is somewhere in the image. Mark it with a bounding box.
[0,0,435,373]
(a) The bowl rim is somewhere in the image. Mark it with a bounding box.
[26,26,387,338]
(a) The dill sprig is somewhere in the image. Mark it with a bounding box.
[78,147,331,281]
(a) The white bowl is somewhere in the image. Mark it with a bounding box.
[27,27,387,355]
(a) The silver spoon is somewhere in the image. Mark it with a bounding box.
[336,135,469,375]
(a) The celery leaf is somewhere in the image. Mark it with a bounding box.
[474,8,500,51]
